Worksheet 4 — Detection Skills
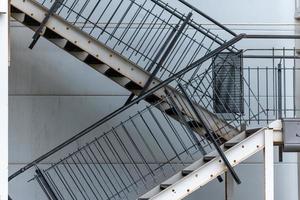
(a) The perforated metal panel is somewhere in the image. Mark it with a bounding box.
[213,52,244,115]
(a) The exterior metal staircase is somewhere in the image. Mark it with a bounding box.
[8,0,300,200]
[10,0,239,141]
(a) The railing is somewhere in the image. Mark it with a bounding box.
[36,0,237,83]
[187,48,300,129]
[30,93,216,200]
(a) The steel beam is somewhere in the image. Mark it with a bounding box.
[264,129,274,200]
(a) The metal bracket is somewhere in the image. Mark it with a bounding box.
[29,0,63,49]
[282,118,300,152]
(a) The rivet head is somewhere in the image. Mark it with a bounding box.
[117,68,120,71]
[74,41,77,44]
[96,54,99,57]
[210,174,213,178]
[139,82,142,84]
[242,145,245,148]
[219,160,222,163]
[30,13,33,16]
[88,40,91,43]
[131,68,134,71]
[234,160,237,163]
[187,189,190,192]
[172,189,176,193]
[52,27,55,30]
[110,54,112,57]
[66,27,69,30]
[195,174,198,178]
[257,145,260,148]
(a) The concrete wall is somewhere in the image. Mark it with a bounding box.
[9,0,299,199]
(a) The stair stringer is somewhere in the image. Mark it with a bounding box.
[10,0,239,140]
[139,120,283,200]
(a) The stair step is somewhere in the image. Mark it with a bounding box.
[182,170,193,176]
[160,184,172,190]
[11,12,25,22]
[11,6,22,13]
[23,14,40,26]
[224,141,238,149]
[125,81,143,90]
[64,41,83,52]
[84,54,103,65]
[49,38,68,48]
[111,77,131,87]
[105,68,123,77]
[203,155,216,162]
[246,128,261,136]
[70,51,89,61]
[44,28,63,39]
[145,94,161,104]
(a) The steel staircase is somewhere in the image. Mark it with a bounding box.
[10,0,239,141]
[8,0,300,200]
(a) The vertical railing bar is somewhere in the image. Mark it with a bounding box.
[35,174,54,200]
[91,0,113,35]
[159,104,194,161]
[69,156,99,200]
[92,140,125,198]
[81,0,103,30]
[129,116,163,175]
[148,108,183,163]
[141,16,171,65]
[61,161,89,200]
[44,171,65,200]
[133,7,161,56]
[73,154,102,200]
[116,1,145,47]
[109,1,135,40]
[111,128,148,186]
[121,123,155,178]
[65,160,92,200]
[88,141,126,196]
[53,165,77,200]
[125,6,154,53]
[78,149,108,200]
[104,135,138,190]
[283,48,287,117]
[293,47,296,117]
[138,111,175,171]
[36,168,60,200]
[100,0,124,35]
[266,67,269,124]
[138,13,192,97]
[85,145,117,198]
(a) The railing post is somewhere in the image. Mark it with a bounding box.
[35,168,59,200]
[264,129,274,200]
[277,62,284,161]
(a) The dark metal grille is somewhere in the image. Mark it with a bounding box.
[213,52,244,115]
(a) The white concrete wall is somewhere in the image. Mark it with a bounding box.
[9,0,299,199]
